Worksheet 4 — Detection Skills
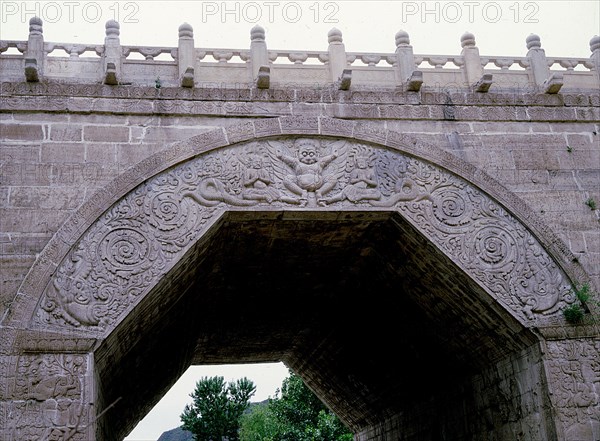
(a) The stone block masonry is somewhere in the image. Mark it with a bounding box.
[0,17,598,441]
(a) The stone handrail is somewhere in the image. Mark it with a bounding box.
[1,17,598,93]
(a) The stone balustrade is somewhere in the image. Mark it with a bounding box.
[1,17,599,93]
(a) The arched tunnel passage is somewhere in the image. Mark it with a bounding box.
[94,210,549,441]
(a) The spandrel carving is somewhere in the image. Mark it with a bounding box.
[34,137,573,330]
[370,150,433,206]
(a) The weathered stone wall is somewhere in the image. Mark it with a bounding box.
[0,85,599,440]
[355,344,557,441]
[1,88,598,318]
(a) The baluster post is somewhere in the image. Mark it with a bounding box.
[250,25,269,81]
[328,28,347,83]
[461,31,492,92]
[178,23,195,87]
[590,35,600,82]
[25,17,44,82]
[103,20,122,85]
[525,34,548,86]
[395,30,413,83]
[460,32,483,85]
[526,33,563,93]
[395,30,422,91]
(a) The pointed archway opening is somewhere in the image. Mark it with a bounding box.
[93,210,541,440]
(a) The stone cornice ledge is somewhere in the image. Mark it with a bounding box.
[1,83,599,122]
[538,323,600,340]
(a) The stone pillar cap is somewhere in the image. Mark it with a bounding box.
[461,31,476,48]
[179,22,193,38]
[526,33,541,50]
[395,30,410,47]
[590,35,600,52]
[29,16,43,34]
[328,28,343,44]
[251,25,265,41]
[105,20,120,37]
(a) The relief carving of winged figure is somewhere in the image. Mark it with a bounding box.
[268,138,348,207]
[321,145,381,205]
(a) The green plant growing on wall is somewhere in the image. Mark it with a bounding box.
[563,283,597,325]
[585,198,597,210]
[566,145,573,152]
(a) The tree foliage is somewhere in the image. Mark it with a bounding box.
[239,371,353,441]
[181,375,256,441]
[238,402,280,441]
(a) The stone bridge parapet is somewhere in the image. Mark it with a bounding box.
[1,18,599,93]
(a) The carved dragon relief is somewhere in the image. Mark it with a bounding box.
[34,138,573,330]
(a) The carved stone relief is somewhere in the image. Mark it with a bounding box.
[546,339,600,440]
[0,353,90,440]
[33,137,573,331]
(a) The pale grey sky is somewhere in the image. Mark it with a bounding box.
[1,1,599,440]
[126,362,290,440]
[1,1,599,57]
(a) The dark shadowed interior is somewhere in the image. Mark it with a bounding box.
[94,211,541,441]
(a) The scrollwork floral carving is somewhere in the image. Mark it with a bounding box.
[34,137,574,330]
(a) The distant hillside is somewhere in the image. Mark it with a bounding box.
[156,426,194,441]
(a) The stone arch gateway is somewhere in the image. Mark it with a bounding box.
[1,117,597,440]
[1,17,600,441]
